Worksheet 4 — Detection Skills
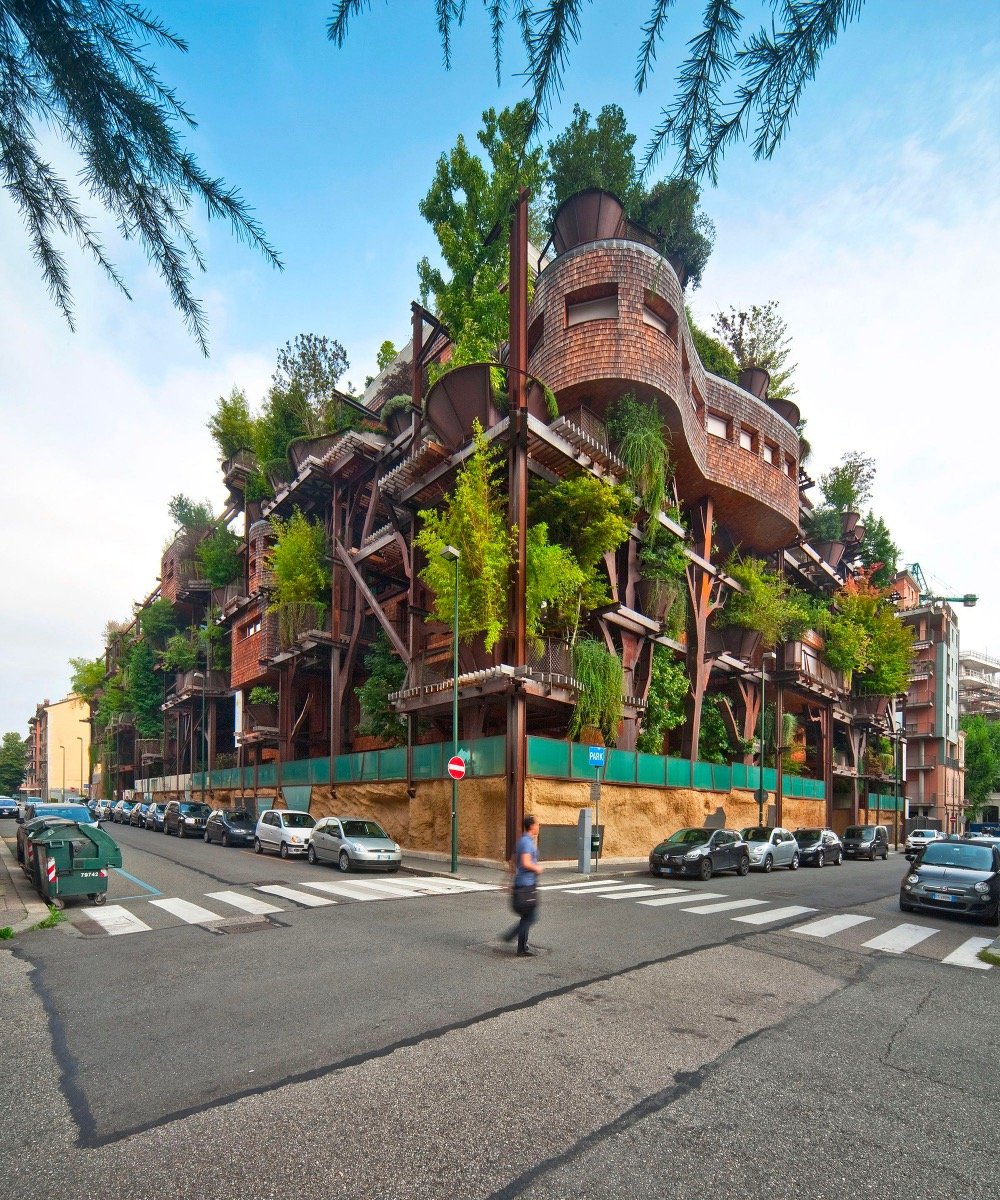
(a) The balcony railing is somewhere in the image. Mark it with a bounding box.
[136,738,163,762]
[177,560,213,594]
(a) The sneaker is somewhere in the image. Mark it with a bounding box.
[516,947,538,957]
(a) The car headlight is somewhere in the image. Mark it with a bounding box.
[185,817,195,824]
[684,849,702,859]
[907,874,920,884]
[350,841,365,852]
[974,882,991,894]
[750,849,763,858]
[290,835,302,844]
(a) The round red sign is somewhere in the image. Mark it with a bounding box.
[447,755,466,780]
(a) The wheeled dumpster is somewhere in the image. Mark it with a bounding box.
[28,821,122,907]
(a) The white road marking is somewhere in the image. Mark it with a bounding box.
[941,937,994,970]
[637,891,721,907]
[862,923,939,954]
[574,884,657,897]
[540,879,625,892]
[599,887,688,899]
[80,904,151,935]
[682,898,768,915]
[150,897,225,925]
[299,881,384,900]
[731,905,817,925]
[791,914,874,938]
[205,890,284,915]
[255,885,335,907]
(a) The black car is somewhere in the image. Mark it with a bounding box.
[842,824,889,861]
[145,802,168,831]
[0,796,20,819]
[649,827,750,881]
[901,838,1000,924]
[793,828,843,867]
[163,800,212,838]
[204,808,256,847]
[129,801,150,827]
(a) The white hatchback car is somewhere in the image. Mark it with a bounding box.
[904,828,944,857]
[254,809,316,858]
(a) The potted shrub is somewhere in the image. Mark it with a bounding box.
[638,529,687,631]
[717,555,812,658]
[246,685,279,728]
[267,509,330,649]
[381,393,418,439]
[569,638,624,746]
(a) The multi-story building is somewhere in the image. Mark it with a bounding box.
[126,188,908,859]
[25,695,92,801]
[959,649,1000,719]
[22,702,46,797]
[893,570,963,829]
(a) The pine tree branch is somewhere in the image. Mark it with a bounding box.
[520,0,587,126]
[635,0,677,95]
[327,0,372,46]
[484,0,506,85]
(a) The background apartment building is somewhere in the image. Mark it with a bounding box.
[24,695,92,801]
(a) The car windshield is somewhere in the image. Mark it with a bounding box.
[180,804,211,816]
[912,831,935,839]
[794,829,820,846]
[741,827,773,842]
[845,827,872,840]
[665,829,708,845]
[281,812,315,828]
[342,819,389,839]
[921,843,994,872]
[35,805,94,823]
[225,810,252,823]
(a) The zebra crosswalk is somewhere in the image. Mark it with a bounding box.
[74,875,499,937]
[541,877,996,972]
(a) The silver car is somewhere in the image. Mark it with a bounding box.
[307,816,402,873]
[740,826,800,872]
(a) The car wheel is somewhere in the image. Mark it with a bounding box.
[789,853,800,871]
[869,846,876,861]
[203,830,210,843]
[177,822,184,839]
[279,842,289,860]
[762,854,773,873]
[816,851,825,868]
[222,833,230,848]
[254,838,263,855]
[882,849,889,861]
[900,900,914,913]
[737,855,750,877]
[698,857,712,882]
[307,844,318,865]
[835,851,843,866]
[338,850,351,874]
[91,892,106,906]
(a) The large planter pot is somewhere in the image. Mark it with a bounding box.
[458,637,500,674]
[277,602,327,649]
[551,189,626,255]
[767,396,800,427]
[288,433,347,473]
[853,695,890,723]
[637,579,678,625]
[666,252,688,289]
[385,403,419,439]
[246,703,278,730]
[814,540,846,569]
[738,366,770,400]
[840,511,861,537]
[425,364,505,450]
[708,627,763,662]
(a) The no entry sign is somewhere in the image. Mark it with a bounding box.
[447,755,467,780]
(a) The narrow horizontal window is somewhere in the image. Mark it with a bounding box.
[706,412,728,439]
[566,294,619,326]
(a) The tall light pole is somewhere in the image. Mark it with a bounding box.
[756,651,776,826]
[59,744,66,802]
[76,735,84,800]
[441,545,460,873]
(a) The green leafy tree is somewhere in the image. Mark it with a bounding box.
[416,422,515,651]
[417,104,548,368]
[0,731,27,794]
[2,1,281,352]
[688,311,738,382]
[355,632,407,745]
[820,451,876,512]
[375,340,398,372]
[699,693,737,764]
[546,103,640,221]
[272,333,349,413]
[160,632,199,673]
[208,387,256,461]
[637,648,689,753]
[168,494,214,533]
[138,598,180,649]
[606,394,671,527]
[636,177,715,288]
[821,566,913,694]
[722,556,812,649]
[268,509,330,606]
[196,527,242,587]
[525,523,588,646]
[712,301,797,399]
[122,639,163,738]
[569,638,624,745]
[69,655,106,704]
[960,716,1000,814]
[329,1,865,180]
[857,511,899,588]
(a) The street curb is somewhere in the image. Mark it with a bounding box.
[0,836,52,933]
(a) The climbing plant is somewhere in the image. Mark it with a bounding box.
[569,638,624,746]
[355,632,407,745]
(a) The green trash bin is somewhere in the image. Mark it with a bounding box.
[28,821,123,908]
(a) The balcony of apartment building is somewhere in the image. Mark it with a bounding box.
[162,669,230,710]
[526,189,801,554]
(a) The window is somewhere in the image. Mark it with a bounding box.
[241,618,261,640]
[527,313,545,357]
[565,283,618,327]
[642,290,678,341]
[784,455,796,477]
[706,412,728,439]
[739,428,755,452]
[762,442,776,465]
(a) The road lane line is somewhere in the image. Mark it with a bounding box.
[206,890,284,915]
[79,904,152,935]
[150,898,226,925]
[256,885,335,907]
[540,880,624,891]
[682,898,768,915]
[599,887,688,899]
[637,891,721,907]
[941,937,994,970]
[731,905,817,925]
[561,882,653,895]
[791,914,874,937]
[111,866,162,896]
[299,881,384,900]
[862,923,939,954]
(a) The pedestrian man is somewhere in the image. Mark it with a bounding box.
[502,814,542,956]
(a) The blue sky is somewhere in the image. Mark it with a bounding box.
[1,2,998,733]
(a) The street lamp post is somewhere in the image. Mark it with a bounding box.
[59,744,66,802]
[77,735,84,800]
[440,545,460,874]
[756,652,777,826]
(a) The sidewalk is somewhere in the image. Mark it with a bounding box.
[0,833,50,935]
[400,849,648,887]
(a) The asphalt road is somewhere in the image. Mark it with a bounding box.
[2,829,997,1200]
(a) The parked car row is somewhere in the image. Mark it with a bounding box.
[649,824,895,880]
[104,799,403,873]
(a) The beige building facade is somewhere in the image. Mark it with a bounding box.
[39,695,92,801]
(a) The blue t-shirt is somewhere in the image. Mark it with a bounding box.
[514,833,538,888]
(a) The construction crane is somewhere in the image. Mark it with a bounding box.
[908,563,977,607]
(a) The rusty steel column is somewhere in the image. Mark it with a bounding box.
[407,304,425,799]
[505,188,529,861]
